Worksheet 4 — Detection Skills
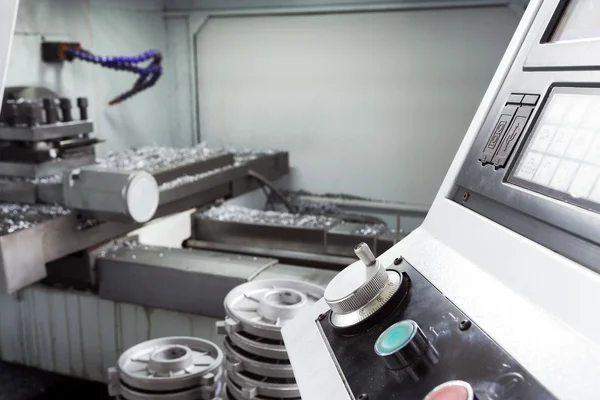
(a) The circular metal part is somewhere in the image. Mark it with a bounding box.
[226,379,301,400]
[227,330,289,361]
[328,270,402,329]
[224,337,294,379]
[224,279,324,340]
[225,360,300,399]
[125,170,160,223]
[374,320,433,371]
[116,336,223,392]
[424,380,474,400]
[325,243,402,329]
[117,380,218,400]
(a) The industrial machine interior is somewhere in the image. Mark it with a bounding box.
[0,0,599,399]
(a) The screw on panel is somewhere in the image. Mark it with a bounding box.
[358,394,369,400]
[393,257,403,266]
[459,320,472,331]
[462,192,470,202]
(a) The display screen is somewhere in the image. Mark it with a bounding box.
[551,0,600,42]
[510,88,600,209]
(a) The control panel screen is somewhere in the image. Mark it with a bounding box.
[509,87,600,211]
[551,0,600,42]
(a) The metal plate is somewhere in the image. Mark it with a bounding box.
[0,153,95,178]
[0,121,94,142]
[224,279,324,340]
[98,244,277,318]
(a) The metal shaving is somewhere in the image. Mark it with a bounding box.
[0,174,63,185]
[157,147,278,191]
[216,146,277,166]
[159,165,233,191]
[199,205,339,229]
[353,224,388,236]
[96,144,221,172]
[76,215,103,231]
[0,203,70,235]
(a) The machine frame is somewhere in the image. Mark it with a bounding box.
[282,1,600,398]
[0,1,18,103]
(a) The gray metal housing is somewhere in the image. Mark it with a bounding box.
[282,1,600,399]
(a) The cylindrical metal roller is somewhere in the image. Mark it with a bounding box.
[62,166,159,223]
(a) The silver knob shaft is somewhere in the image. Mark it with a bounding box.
[324,243,402,328]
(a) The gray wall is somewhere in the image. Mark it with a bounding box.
[7,0,172,153]
[195,7,520,205]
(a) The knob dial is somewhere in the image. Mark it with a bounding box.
[324,243,402,329]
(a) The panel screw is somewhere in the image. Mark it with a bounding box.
[393,257,403,265]
[462,192,470,202]
[459,320,472,331]
[358,394,369,400]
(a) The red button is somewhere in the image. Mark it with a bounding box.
[424,381,474,400]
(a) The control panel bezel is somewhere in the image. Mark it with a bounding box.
[453,0,600,275]
[526,0,600,70]
[507,84,600,215]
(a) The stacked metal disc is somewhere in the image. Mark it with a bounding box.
[108,336,224,400]
[218,279,324,400]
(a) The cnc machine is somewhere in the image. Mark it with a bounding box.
[283,1,600,399]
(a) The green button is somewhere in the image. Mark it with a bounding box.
[375,320,416,355]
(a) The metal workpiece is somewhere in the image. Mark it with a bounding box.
[218,279,323,398]
[226,379,300,400]
[223,338,295,379]
[225,360,300,399]
[62,166,159,223]
[108,336,224,400]
[223,279,324,340]
[324,242,401,328]
[98,242,278,318]
[223,328,289,360]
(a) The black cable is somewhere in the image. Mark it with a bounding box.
[248,169,295,213]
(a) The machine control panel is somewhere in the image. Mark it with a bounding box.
[317,247,555,400]
[479,93,539,167]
